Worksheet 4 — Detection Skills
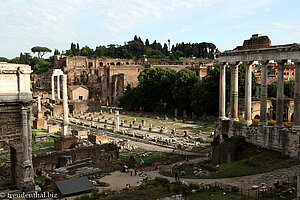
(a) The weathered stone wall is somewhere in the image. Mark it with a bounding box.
[69,100,102,114]
[54,136,79,150]
[33,143,119,173]
[228,121,300,158]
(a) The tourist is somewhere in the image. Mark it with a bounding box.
[155,163,158,170]
[130,169,133,176]
[175,171,179,181]
[134,168,137,176]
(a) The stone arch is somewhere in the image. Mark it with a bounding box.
[234,145,245,161]
[110,62,115,65]
[291,113,294,122]
[116,62,121,65]
[254,114,260,119]
[100,62,103,66]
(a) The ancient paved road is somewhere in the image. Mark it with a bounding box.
[50,119,201,156]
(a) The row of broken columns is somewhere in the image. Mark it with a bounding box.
[219,60,300,129]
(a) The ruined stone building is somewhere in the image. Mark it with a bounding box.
[31,55,215,107]
[217,34,300,158]
[53,56,145,105]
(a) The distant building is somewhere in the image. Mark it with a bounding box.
[67,85,89,101]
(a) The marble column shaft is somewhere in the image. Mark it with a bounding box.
[231,63,239,120]
[21,106,30,163]
[276,61,286,127]
[219,63,227,120]
[245,63,253,125]
[57,75,61,99]
[51,75,55,100]
[38,96,41,112]
[114,111,120,131]
[293,62,300,129]
[259,61,269,125]
[62,74,69,135]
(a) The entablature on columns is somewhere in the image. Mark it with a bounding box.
[218,44,300,63]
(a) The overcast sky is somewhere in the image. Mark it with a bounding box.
[1,0,299,58]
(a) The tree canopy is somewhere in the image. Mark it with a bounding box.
[62,35,217,60]
[268,80,295,98]
[119,65,258,117]
[31,46,52,58]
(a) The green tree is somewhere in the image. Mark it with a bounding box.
[173,69,199,112]
[0,57,9,62]
[31,46,52,58]
[268,81,295,98]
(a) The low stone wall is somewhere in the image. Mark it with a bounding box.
[227,121,300,158]
[69,100,102,114]
[33,143,119,174]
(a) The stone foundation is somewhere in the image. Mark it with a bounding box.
[33,143,119,173]
[223,121,300,158]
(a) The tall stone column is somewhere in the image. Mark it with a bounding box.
[21,106,30,165]
[51,75,55,100]
[276,60,286,127]
[259,61,269,125]
[114,110,120,131]
[62,74,70,135]
[57,75,61,100]
[229,65,233,118]
[20,105,34,191]
[245,62,253,125]
[38,96,41,112]
[219,63,227,120]
[293,61,300,130]
[231,62,240,120]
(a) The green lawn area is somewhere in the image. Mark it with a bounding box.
[120,148,185,167]
[75,181,254,200]
[161,147,300,179]
[187,187,255,200]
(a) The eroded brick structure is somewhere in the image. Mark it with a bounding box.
[33,143,119,173]
[54,56,144,105]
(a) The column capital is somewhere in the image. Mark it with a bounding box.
[245,61,255,65]
[275,59,288,66]
[219,62,228,66]
[229,61,242,66]
[293,60,300,66]
[259,60,270,65]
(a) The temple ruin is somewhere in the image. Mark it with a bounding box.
[217,34,300,158]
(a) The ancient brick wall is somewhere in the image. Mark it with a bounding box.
[33,143,119,173]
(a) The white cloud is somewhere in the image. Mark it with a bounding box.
[0,0,221,57]
[265,8,271,12]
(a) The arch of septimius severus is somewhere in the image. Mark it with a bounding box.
[217,34,300,158]
[0,62,35,191]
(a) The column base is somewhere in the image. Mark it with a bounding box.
[275,123,284,128]
[231,118,239,121]
[292,125,300,131]
[258,122,268,126]
[62,125,71,136]
[20,178,35,192]
[244,120,252,126]
[218,116,229,120]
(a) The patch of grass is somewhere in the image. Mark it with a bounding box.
[32,147,55,154]
[188,187,255,200]
[32,129,48,135]
[162,147,300,179]
[191,146,210,152]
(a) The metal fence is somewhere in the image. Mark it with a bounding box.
[213,176,297,199]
